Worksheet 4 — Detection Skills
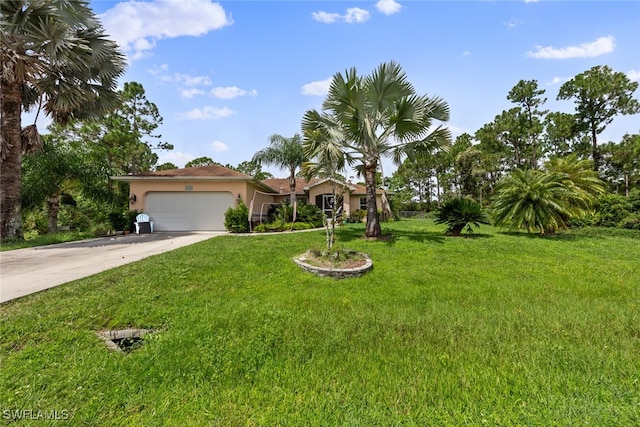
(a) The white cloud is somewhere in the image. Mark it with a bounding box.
[312,8,370,24]
[180,88,205,98]
[547,76,567,86]
[462,51,471,57]
[376,0,402,15]
[524,0,539,3]
[149,64,169,76]
[627,69,640,82]
[504,18,523,29]
[177,106,234,120]
[173,73,213,86]
[527,36,615,59]
[100,0,233,60]
[211,140,229,152]
[209,86,257,99]
[301,78,332,96]
[345,8,370,23]
[312,11,342,24]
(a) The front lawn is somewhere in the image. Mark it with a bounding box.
[1,220,638,425]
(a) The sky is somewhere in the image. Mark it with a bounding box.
[47,1,640,177]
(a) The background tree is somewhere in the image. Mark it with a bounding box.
[601,133,640,196]
[1,0,126,239]
[302,61,451,237]
[507,79,547,169]
[557,65,640,171]
[156,162,178,171]
[252,133,306,205]
[185,157,217,168]
[234,160,273,180]
[542,112,588,158]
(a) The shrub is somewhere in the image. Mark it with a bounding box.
[348,209,366,223]
[224,201,250,233]
[295,202,324,227]
[435,197,489,236]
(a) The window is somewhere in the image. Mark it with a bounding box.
[359,197,367,210]
[316,194,343,216]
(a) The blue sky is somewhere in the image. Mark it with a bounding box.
[80,1,640,176]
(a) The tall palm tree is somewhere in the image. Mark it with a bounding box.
[302,61,451,238]
[252,133,306,205]
[1,0,126,239]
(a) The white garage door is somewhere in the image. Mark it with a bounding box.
[145,192,235,231]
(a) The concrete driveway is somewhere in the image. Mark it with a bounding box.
[0,232,224,304]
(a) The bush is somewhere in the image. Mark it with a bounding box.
[348,209,366,223]
[435,197,489,236]
[224,201,250,233]
[295,202,324,227]
[108,211,129,231]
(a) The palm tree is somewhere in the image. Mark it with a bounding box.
[491,169,573,234]
[544,154,606,210]
[435,197,489,236]
[302,61,451,238]
[1,0,126,239]
[252,133,306,205]
[491,155,605,235]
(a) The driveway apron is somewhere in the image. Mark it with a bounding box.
[0,232,222,303]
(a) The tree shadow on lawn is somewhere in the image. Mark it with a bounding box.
[336,226,453,246]
[497,228,640,241]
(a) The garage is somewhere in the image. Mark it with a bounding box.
[145,191,235,231]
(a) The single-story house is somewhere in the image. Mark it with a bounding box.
[112,164,388,231]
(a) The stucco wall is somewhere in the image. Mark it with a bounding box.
[127,180,275,214]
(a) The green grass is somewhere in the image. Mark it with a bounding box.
[0,231,95,251]
[1,220,639,425]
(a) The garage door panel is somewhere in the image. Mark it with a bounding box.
[145,192,234,231]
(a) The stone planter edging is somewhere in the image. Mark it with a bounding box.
[294,252,373,279]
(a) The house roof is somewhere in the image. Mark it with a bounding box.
[113,165,383,195]
[111,164,277,193]
[262,177,382,196]
[132,164,249,178]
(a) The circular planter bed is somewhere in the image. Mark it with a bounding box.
[294,250,373,279]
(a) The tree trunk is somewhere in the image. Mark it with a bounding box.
[591,125,599,172]
[0,77,24,240]
[364,161,381,238]
[47,194,60,234]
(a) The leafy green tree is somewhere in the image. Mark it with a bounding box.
[185,157,217,168]
[21,135,84,233]
[0,0,126,239]
[302,61,451,237]
[601,133,640,196]
[435,197,489,236]
[542,112,589,157]
[252,133,306,204]
[234,160,273,180]
[507,80,547,168]
[119,82,172,152]
[557,65,640,171]
[155,162,178,171]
